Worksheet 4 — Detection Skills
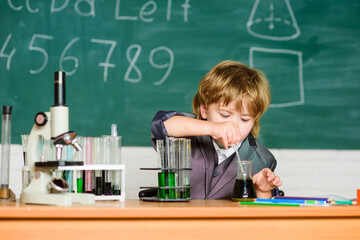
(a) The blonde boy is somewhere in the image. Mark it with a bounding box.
[151,60,282,199]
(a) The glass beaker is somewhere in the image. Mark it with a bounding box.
[231,160,257,201]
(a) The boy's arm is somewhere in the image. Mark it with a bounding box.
[151,110,241,149]
[151,111,198,147]
[164,115,241,149]
[164,115,213,137]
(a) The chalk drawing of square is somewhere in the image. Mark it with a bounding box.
[249,47,304,108]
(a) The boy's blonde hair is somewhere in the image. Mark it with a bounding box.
[192,60,271,137]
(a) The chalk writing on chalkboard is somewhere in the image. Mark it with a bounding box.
[250,47,304,108]
[8,0,191,22]
[1,33,174,84]
[247,0,300,41]
[246,0,303,108]
[6,0,191,22]
[2,0,189,84]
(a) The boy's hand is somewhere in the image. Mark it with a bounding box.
[210,121,241,149]
[252,168,282,198]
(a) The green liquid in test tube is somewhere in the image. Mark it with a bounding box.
[158,172,165,199]
[77,178,83,193]
[158,171,175,199]
[167,171,175,199]
[77,171,83,193]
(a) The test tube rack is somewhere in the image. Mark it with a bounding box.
[23,164,126,201]
[139,167,192,202]
[140,137,192,202]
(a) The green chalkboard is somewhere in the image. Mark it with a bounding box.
[1,0,359,149]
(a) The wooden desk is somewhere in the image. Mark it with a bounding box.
[1,200,360,240]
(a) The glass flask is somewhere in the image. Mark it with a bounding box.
[231,160,257,201]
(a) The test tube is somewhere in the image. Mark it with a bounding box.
[1,106,12,190]
[103,135,112,195]
[185,139,191,198]
[156,139,165,199]
[167,137,177,199]
[84,137,93,193]
[178,138,186,199]
[168,137,177,169]
[64,144,75,192]
[21,134,28,165]
[163,136,172,199]
[21,134,32,190]
[73,136,87,193]
[93,137,103,195]
[110,130,122,195]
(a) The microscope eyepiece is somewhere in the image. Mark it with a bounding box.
[54,71,66,106]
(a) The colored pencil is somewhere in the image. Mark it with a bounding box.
[239,201,300,207]
[256,198,328,205]
[272,196,331,202]
[239,201,331,207]
[333,200,356,205]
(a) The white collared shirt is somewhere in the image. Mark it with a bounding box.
[212,140,243,165]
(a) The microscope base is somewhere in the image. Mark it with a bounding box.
[20,192,95,206]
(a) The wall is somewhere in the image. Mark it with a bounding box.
[3,145,360,200]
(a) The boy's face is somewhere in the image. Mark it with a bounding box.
[200,100,254,145]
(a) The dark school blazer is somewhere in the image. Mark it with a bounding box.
[151,111,279,200]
